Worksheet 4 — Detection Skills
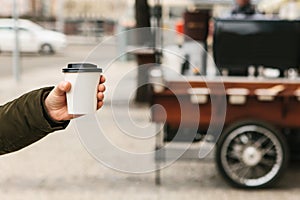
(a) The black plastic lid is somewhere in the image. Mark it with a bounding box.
[62,63,102,73]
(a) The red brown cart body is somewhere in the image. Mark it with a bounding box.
[151,77,300,130]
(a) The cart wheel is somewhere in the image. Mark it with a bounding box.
[216,120,289,188]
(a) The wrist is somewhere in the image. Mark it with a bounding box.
[42,88,66,123]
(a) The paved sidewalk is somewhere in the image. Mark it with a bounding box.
[1,59,300,200]
[0,61,218,200]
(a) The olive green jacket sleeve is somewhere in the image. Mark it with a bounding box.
[0,87,69,155]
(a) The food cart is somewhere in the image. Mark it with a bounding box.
[149,16,300,188]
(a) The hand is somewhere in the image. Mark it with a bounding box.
[45,76,106,121]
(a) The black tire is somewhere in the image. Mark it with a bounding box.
[216,120,289,188]
[39,44,54,55]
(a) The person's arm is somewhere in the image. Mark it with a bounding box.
[0,76,105,155]
[0,87,69,155]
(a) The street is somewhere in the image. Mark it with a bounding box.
[1,43,300,200]
[0,45,101,78]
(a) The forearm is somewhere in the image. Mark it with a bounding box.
[0,87,69,155]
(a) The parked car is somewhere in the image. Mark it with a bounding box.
[0,18,67,54]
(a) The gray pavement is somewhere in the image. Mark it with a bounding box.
[1,44,300,200]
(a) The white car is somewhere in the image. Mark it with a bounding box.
[0,18,67,54]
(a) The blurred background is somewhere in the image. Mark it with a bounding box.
[1,0,300,199]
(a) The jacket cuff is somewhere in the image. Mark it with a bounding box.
[40,87,70,131]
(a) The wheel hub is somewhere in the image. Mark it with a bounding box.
[242,146,262,166]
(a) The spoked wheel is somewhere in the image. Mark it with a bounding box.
[216,120,289,188]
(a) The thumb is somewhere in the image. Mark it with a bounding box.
[54,81,71,96]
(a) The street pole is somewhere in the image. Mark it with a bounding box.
[56,0,65,33]
[13,0,20,82]
[153,0,162,64]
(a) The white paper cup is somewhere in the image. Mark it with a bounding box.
[62,63,102,115]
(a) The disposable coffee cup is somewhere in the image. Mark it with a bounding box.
[62,63,102,115]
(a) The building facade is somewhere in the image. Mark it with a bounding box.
[0,0,128,19]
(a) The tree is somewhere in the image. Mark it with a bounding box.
[135,0,151,28]
[134,0,152,46]
[134,0,153,103]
